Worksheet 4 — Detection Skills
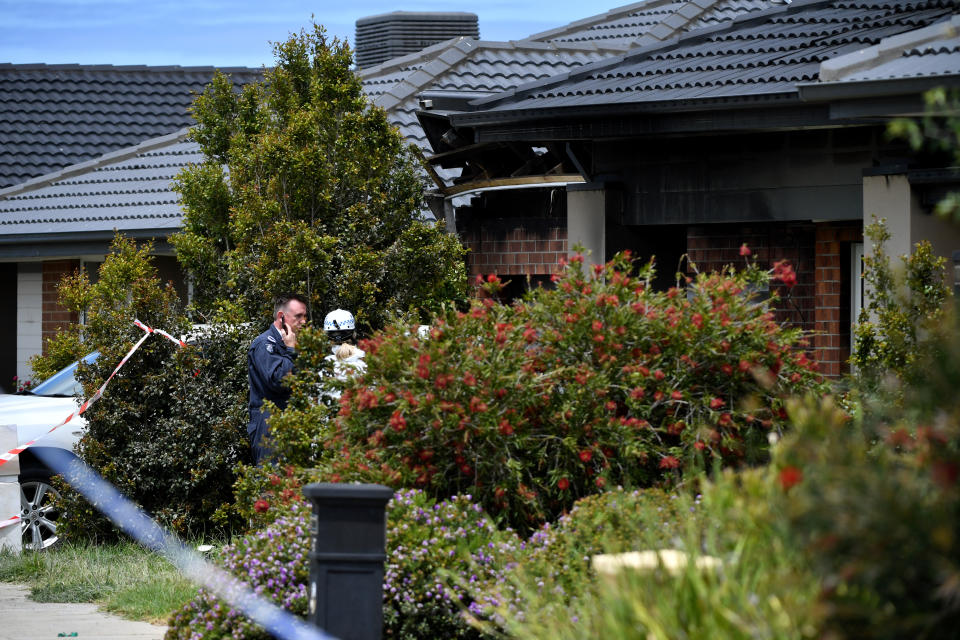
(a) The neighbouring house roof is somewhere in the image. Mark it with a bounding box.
[526,0,772,49]
[0,129,198,258]
[0,63,263,189]
[445,0,959,127]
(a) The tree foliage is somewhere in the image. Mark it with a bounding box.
[851,217,950,385]
[172,23,467,330]
[35,235,252,541]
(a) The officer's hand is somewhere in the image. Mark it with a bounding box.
[281,323,297,349]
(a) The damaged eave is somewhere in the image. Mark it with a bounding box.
[441,173,585,197]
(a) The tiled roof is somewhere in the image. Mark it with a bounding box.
[0,63,263,189]
[527,0,772,49]
[815,13,960,82]
[0,129,197,241]
[360,38,628,147]
[458,0,959,118]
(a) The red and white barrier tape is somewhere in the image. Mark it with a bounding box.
[0,515,19,530]
[0,320,186,471]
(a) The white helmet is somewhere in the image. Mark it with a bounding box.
[323,309,356,344]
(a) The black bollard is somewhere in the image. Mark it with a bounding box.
[302,483,393,640]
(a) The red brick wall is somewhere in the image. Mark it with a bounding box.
[814,222,862,378]
[461,221,567,278]
[687,223,816,336]
[41,260,80,353]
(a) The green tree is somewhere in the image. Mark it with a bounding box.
[34,235,252,541]
[851,217,950,385]
[172,23,467,330]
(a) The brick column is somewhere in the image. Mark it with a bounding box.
[814,222,862,377]
[41,260,80,353]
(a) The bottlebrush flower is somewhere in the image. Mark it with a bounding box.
[779,465,803,490]
[557,477,570,491]
[659,456,681,469]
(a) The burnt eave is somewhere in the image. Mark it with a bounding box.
[438,95,854,145]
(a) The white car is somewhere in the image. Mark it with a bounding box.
[0,352,98,549]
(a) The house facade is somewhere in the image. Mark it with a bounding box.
[419,0,960,377]
[0,65,262,391]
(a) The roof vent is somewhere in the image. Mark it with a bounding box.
[354,11,479,68]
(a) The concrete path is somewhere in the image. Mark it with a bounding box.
[0,583,168,640]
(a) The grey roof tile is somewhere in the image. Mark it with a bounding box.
[0,130,198,237]
[466,0,959,115]
[361,39,628,144]
[0,63,263,190]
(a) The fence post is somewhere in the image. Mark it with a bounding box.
[302,482,393,640]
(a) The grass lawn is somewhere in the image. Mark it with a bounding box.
[0,541,200,624]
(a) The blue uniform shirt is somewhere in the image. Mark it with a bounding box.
[247,324,296,463]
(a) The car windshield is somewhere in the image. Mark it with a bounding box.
[29,352,99,397]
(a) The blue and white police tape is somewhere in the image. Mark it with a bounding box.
[33,447,336,640]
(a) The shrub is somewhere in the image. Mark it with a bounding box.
[474,472,819,640]
[782,323,960,639]
[322,251,826,530]
[49,235,253,541]
[851,217,950,385]
[166,501,311,640]
[382,489,508,639]
[168,489,513,640]
[464,487,689,632]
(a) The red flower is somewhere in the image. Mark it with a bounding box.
[740,243,751,257]
[469,396,488,413]
[557,477,570,491]
[709,397,725,410]
[779,465,803,490]
[579,450,592,463]
[498,419,514,436]
[605,401,617,412]
[388,410,407,431]
[671,390,683,401]
[691,313,703,329]
[629,387,645,400]
[659,456,681,470]
[595,476,606,488]
[253,499,270,513]
[462,372,476,387]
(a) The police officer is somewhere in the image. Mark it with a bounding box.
[248,294,307,464]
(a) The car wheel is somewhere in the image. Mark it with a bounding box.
[18,473,61,550]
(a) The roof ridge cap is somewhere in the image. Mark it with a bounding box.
[819,14,960,82]
[524,0,678,42]
[357,37,471,77]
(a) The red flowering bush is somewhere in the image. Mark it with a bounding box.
[323,251,825,530]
